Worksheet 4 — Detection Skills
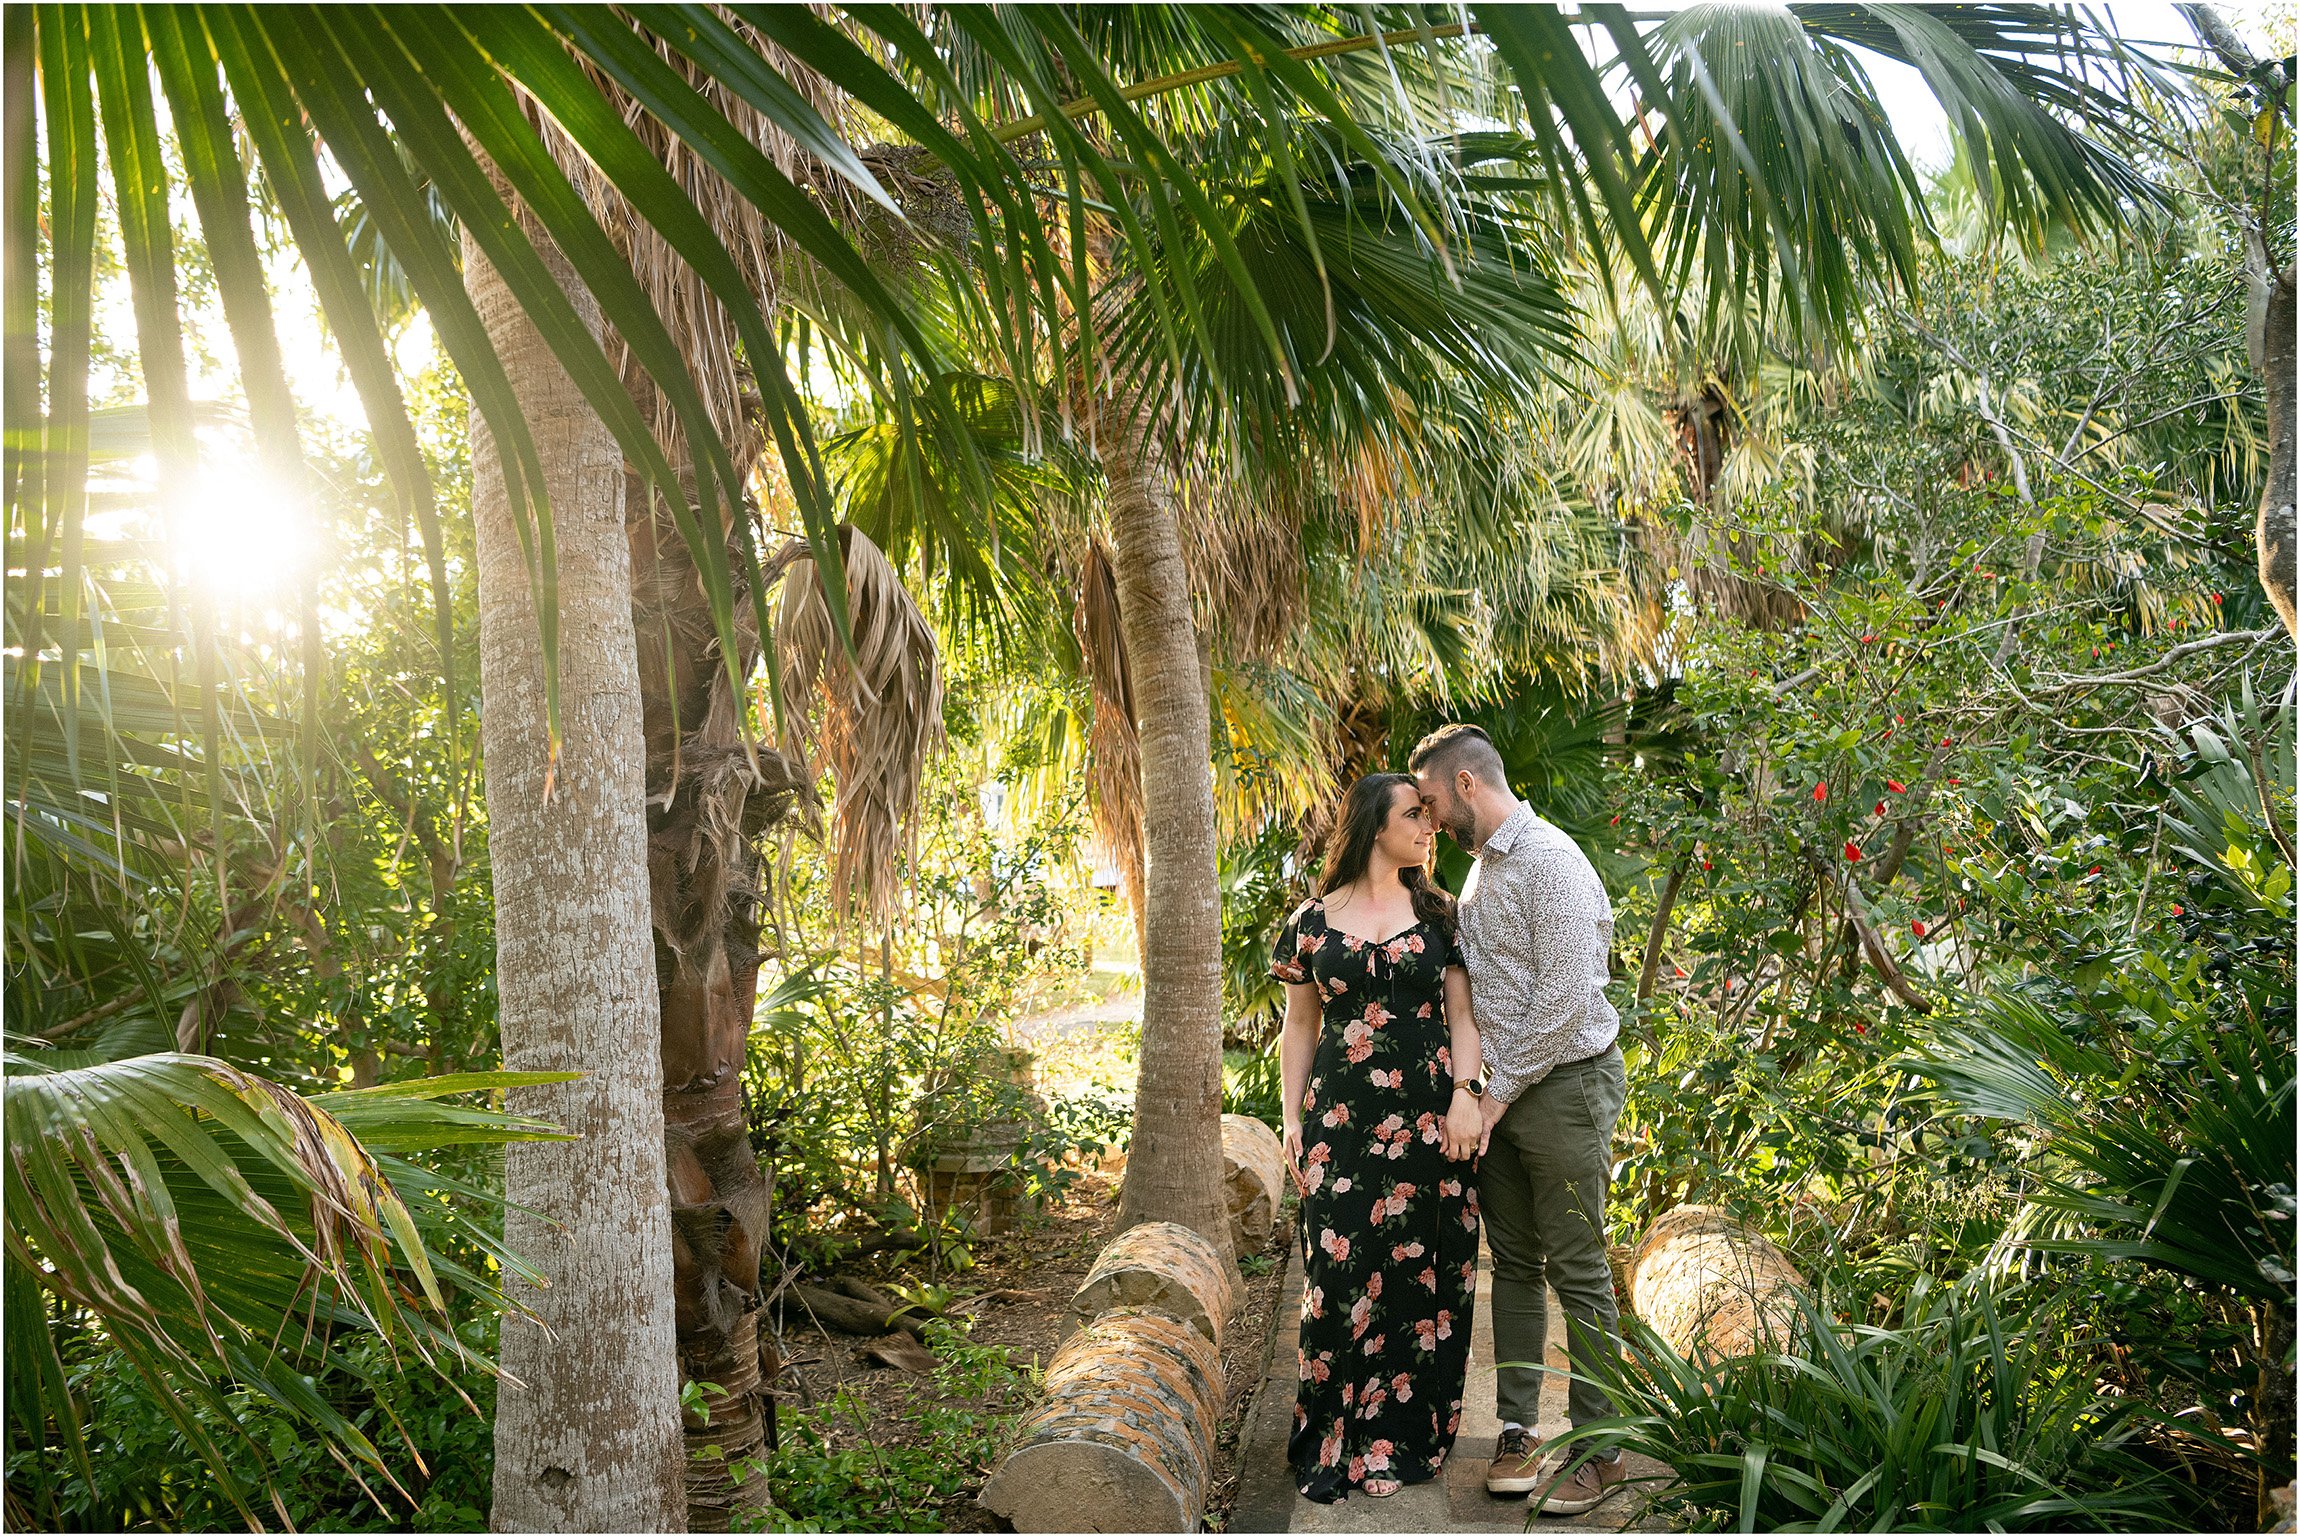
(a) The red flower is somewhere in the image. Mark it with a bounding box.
[1881,729,1893,741]
[1875,801,1889,816]
[2171,903,2185,916]
[1946,777,1960,785]
[1887,780,1907,794]
[1843,841,1862,861]
[2211,592,2224,605]
[1701,859,1712,870]
[2088,865,2102,875]
[1813,782,1829,803]
[1853,1022,1868,1035]
[1939,735,1954,747]
[1912,920,1928,937]
[1609,815,1620,825]
[1860,634,1876,643]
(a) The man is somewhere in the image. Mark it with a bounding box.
[1408,723,1628,1515]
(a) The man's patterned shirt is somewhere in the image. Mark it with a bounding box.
[1456,805,1619,1105]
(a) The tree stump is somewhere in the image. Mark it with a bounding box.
[979,1307,1224,1532]
[1068,1220,1239,1348]
[1626,1204,1804,1361]
[1219,1114,1285,1256]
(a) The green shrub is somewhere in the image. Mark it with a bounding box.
[1555,1275,2211,1532]
[10,1317,496,1532]
[736,1321,1037,1532]
[1222,1040,1284,1131]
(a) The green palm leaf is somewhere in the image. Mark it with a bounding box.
[4,1053,575,1527]
[1911,996,2296,1301]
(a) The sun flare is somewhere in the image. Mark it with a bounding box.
[171,464,315,604]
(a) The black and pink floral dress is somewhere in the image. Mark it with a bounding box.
[1271,897,1480,1503]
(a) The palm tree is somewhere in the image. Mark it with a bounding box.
[462,220,693,1527]
[2178,3,2295,635]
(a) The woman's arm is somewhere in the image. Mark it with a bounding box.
[1278,979,1320,1188]
[1442,964,1485,1161]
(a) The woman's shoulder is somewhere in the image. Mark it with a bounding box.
[1285,896,1326,927]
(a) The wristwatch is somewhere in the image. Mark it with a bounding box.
[1453,1077,1485,1098]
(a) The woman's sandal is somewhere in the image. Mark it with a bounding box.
[1363,1479,1403,1499]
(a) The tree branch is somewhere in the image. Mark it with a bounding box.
[2024,628,2283,695]
[1636,855,1690,1003]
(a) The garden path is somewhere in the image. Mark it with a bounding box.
[1231,1240,1672,1534]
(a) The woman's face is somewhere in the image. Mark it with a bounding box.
[1376,782,1435,867]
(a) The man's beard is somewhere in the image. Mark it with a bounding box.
[1437,801,1477,846]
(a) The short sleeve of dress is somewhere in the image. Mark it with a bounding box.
[1270,902,1313,984]
[1431,908,1464,969]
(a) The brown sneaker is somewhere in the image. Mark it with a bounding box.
[1484,1426,1545,1496]
[1540,1451,1628,1515]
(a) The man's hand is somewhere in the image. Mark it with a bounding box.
[1477,1091,1509,1157]
[1443,1090,1482,1160]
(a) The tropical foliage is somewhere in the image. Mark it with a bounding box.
[6,1,2293,1530]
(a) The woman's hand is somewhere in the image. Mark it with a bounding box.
[1281,1120,1307,1195]
[1443,1090,1482,1161]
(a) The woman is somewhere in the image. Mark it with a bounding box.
[1271,773,1486,1502]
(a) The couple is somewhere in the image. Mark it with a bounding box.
[1273,724,1629,1512]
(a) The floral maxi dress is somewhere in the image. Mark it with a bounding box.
[1271,898,1480,1502]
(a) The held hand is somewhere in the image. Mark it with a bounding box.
[1443,1092,1481,1161]
[1281,1121,1306,1196]
[1477,1091,1508,1157]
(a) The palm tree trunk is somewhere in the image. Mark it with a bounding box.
[1098,393,1235,1268]
[628,498,790,1529]
[2253,258,2295,635]
[466,227,686,1532]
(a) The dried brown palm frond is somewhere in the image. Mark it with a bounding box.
[1172,463,1306,665]
[1077,538,1148,944]
[770,526,943,922]
[536,11,865,473]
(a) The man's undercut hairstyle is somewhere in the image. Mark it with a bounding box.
[1408,723,1506,790]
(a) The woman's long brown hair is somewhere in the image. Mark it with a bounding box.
[1317,773,1455,929]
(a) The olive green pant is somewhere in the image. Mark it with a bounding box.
[1479,1043,1626,1435]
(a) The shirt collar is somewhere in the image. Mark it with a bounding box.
[1478,804,1536,859]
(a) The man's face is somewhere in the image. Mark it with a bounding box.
[1414,768,1477,848]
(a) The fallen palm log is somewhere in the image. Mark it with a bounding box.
[1068,1220,1238,1347]
[783,1281,928,1341]
[1220,1113,1286,1256]
[979,1307,1224,1532]
[1626,1204,1804,1362]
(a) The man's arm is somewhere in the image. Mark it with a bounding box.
[1481,855,1608,1106]
[1468,859,1540,1107]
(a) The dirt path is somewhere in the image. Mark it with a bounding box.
[768,1166,1296,1531]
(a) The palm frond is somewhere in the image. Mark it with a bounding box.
[1910,996,2296,1302]
[4,1053,574,1525]
[770,526,944,923]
